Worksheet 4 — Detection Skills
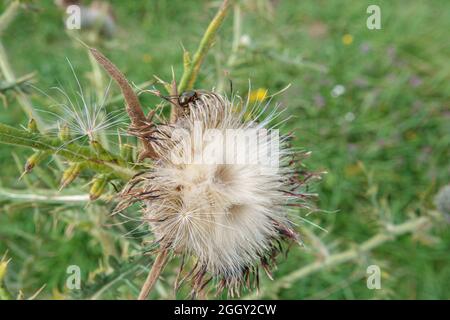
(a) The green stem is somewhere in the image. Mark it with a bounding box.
[245,216,432,299]
[217,3,241,92]
[178,0,232,93]
[0,72,34,93]
[0,123,136,180]
[0,187,94,203]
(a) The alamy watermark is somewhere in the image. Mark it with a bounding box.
[66,265,81,290]
[366,265,381,289]
[170,121,280,173]
[367,5,381,30]
[65,5,81,30]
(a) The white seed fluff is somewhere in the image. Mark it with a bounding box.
[122,91,311,294]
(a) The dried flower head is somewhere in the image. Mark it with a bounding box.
[119,91,318,297]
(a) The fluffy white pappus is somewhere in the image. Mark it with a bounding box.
[121,91,314,296]
[34,61,126,144]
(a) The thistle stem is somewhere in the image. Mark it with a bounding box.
[0,187,114,203]
[0,122,135,180]
[138,250,170,300]
[178,0,232,93]
[0,72,34,93]
[245,215,432,299]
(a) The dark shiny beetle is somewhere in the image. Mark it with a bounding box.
[178,90,199,108]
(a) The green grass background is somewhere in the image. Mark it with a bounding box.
[0,0,449,299]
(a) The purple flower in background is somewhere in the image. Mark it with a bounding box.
[359,43,371,53]
[353,77,369,88]
[409,75,423,88]
[386,46,397,59]
[314,94,325,108]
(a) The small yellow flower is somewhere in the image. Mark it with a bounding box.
[142,53,153,63]
[249,88,268,103]
[345,163,362,177]
[342,34,354,45]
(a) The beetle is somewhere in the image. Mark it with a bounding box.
[178,90,199,108]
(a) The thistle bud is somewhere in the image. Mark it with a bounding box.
[0,258,12,300]
[183,50,191,71]
[120,144,134,164]
[0,260,8,282]
[24,150,49,173]
[60,162,83,190]
[89,175,109,201]
[27,118,39,133]
[58,123,71,142]
[90,140,115,162]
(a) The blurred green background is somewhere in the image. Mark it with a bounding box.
[0,0,449,299]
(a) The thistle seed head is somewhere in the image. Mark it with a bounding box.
[120,91,317,297]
